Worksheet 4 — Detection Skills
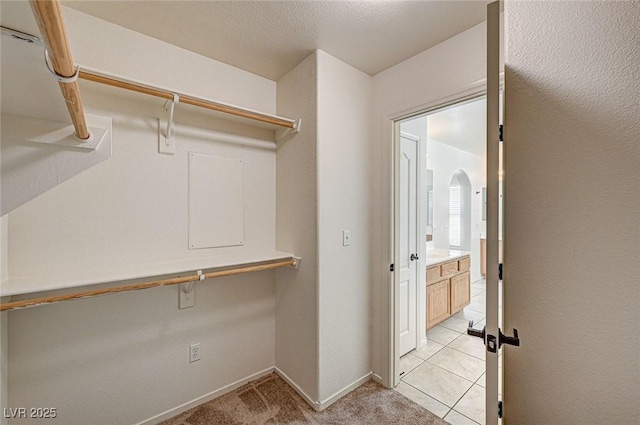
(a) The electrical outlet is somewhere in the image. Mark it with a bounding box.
[189,343,201,363]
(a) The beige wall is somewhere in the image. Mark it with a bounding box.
[317,50,373,404]
[2,7,280,425]
[275,50,374,409]
[504,1,640,423]
[275,51,320,404]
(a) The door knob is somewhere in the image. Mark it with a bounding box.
[410,253,419,261]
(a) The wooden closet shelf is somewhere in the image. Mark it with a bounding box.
[1,251,300,311]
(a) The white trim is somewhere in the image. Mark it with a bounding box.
[317,372,372,411]
[388,79,488,122]
[274,366,319,410]
[371,373,384,386]
[134,367,274,425]
[274,368,372,412]
[392,120,401,387]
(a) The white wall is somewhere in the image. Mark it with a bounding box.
[2,7,281,425]
[275,52,320,404]
[427,139,485,283]
[275,50,374,410]
[5,6,279,284]
[316,51,372,404]
[371,21,488,385]
[504,1,640,423]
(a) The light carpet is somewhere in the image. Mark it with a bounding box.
[160,373,448,425]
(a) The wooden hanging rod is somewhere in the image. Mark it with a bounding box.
[5,6,297,132]
[0,258,295,312]
[78,69,296,129]
[29,0,91,140]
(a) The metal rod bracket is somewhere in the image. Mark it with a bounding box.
[164,93,179,138]
[292,257,302,270]
[181,282,195,294]
[275,118,302,142]
[158,93,179,155]
[44,49,79,83]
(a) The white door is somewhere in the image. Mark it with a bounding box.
[398,132,419,357]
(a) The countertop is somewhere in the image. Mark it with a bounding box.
[426,249,470,267]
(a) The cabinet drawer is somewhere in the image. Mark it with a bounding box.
[427,266,441,284]
[458,256,470,272]
[441,260,458,278]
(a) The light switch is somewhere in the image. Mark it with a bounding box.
[343,230,351,246]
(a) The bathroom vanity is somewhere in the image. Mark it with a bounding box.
[426,250,471,329]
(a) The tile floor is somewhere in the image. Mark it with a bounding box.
[396,279,503,425]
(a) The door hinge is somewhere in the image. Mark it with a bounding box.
[498,263,503,280]
[499,124,504,142]
[498,400,503,418]
[390,263,394,272]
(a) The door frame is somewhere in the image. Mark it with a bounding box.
[388,81,487,387]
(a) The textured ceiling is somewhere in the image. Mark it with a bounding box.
[63,0,491,81]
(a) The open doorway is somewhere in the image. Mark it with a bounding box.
[394,95,502,423]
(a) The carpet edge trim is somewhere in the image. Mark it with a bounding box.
[134,366,275,425]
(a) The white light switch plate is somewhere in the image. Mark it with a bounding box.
[343,230,351,246]
[179,283,195,309]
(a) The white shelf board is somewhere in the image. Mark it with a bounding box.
[1,250,295,297]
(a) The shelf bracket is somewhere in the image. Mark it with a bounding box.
[292,256,302,270]
[275,118,302,142]
[158,93,179,154]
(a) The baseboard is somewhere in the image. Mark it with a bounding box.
[135,367,275,425]
[139,367,374,423]
[371,372,385,386]
[275,367,372,412]
[418,337,427,349]
[274,366,320,410]
[317,372,372,411]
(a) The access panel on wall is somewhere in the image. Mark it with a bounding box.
[188,152,245,249]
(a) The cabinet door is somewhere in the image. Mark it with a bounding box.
[451,271,471,314]
[427,279,450,328]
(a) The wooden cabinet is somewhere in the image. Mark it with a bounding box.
[426,255,471,329]
[427,279,450,326]
[450,271,471,314]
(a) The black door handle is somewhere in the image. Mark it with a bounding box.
[468,321,521,353]
[410,253,419,261]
